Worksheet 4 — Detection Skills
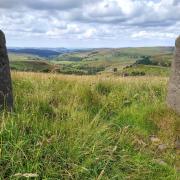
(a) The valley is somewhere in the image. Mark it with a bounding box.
[8,47,173,76]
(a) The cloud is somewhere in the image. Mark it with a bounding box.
[0,0,95,10]
[131,31,177,39]
[0,0,179,47]
[79,28,97,39]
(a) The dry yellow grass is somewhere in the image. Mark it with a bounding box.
[12,71,168,84]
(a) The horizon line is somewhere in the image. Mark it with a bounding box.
[7,45,174,49]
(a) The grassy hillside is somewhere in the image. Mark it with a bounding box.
[9,53,43,62]
[8,48,60,58]
[53,47,174,75]
[9,53,56,72]
[120,65,170,77]
[55,47,173,62]
[10,60,55,72]
[0,72,179,179]
[151,54,172,67]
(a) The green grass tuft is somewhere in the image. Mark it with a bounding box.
[0,72,179,179]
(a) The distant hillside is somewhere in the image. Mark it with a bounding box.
[8,48,61,58]
[9,53,43,61]
[55,46,174,62]
[10,60,56,72]
[8,48,83,58]
[8,46,174,76]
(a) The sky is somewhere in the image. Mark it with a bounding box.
[0,0,180,48]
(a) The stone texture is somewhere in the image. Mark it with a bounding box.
[167,36,180,113]
[0,30,13,111]
[167,36,180,151]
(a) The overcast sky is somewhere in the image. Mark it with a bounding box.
[0,0,179,48]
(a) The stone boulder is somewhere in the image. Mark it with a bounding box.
[0,30,13,111]
[167,36,180,150]
[167,36,180,113]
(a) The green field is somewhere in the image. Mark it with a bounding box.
[121,65,170,77]
[0,72,179,179]
[9,53,43,62]
[9,52,54,72]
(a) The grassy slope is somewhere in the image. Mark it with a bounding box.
[54,47,173,75]
[151,54,172,66]
[115,47,173,56]
[0,72,179,179]
[56,47,173,62]
[9,53,55,72]
[121,65,170,77]
[10,60,54,72]
[9,53,43,61]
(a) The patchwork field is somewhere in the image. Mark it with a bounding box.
[0,72,179,179]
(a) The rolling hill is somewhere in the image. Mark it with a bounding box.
[8,46,174,76]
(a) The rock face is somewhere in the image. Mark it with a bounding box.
[167,36,180,113]
[0,30,13,111]
[167,36,180,151]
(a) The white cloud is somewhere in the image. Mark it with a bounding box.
[0,0,179,47]
[131,31,177,39]
[79,28,97,39]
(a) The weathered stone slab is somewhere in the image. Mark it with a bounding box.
[167,36,180,113]
[0,30,13,111]
[167,36,180,150]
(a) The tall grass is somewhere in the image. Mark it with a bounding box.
[0,72,179,179]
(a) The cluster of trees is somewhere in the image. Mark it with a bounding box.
[58,64,105,75]
[122,71,146,77]
[135,56,152,65]
[135,56,171,67]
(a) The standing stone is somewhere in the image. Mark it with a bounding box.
[167,36,180,151]
[0,30,13,111]
[167,36,180,113]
